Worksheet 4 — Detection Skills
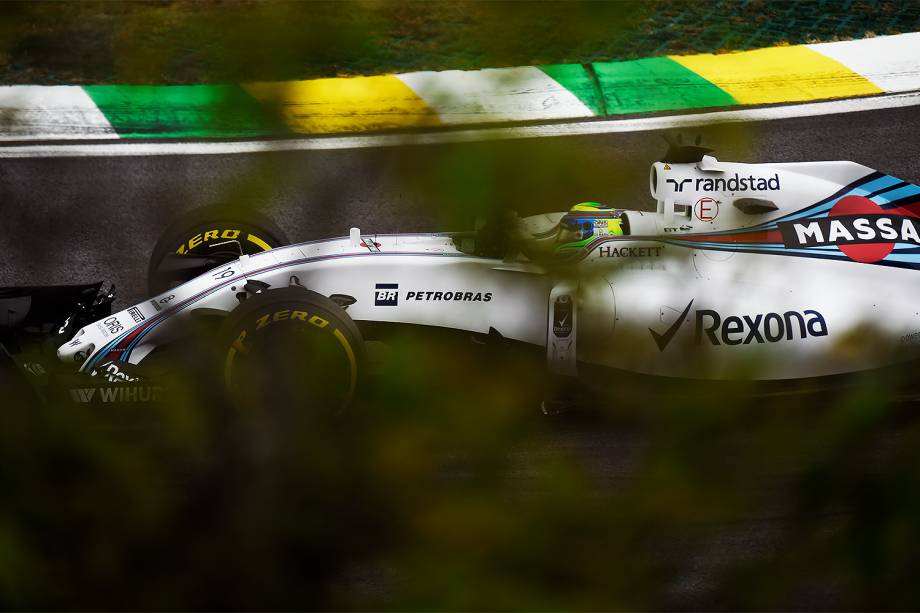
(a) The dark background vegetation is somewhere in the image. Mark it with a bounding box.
[6,334,920,609]
[3,1,920,610]
[0,0,917,84]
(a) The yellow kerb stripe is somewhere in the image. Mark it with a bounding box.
[670,45,882,105]
[243,75,441,134]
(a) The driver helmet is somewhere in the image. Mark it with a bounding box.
[555,202,624,255]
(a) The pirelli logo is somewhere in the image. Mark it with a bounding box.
[128,306,145,323]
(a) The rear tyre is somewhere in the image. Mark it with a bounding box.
[147,205,289,295]
[218,287,365,417]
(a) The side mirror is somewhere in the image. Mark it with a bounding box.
[734,198,779,215]
[697,154,725,173]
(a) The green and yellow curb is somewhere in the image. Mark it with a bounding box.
[0,33,917,140]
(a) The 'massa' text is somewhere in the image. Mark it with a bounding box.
[779,215,920,248]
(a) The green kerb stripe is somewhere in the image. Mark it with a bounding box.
[591,57,736,114]
[84,58,738,137]
[83,84,285,138]
[538,64,605,116]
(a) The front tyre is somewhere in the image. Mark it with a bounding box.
[219,287,364,416]
[147,205,290,295]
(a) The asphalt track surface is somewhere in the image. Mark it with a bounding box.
[4,104,920,303]
[3,104,920,607]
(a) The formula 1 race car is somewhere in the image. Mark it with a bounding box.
[5,138,920,411]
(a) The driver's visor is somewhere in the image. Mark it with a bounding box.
[558,218,594,243]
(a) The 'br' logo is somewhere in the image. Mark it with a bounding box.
[375,283,398,306]
[695,197,719,222]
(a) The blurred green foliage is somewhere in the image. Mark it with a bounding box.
[2,1,920,609]
[0,1,917,84]
[4,332,920,609]
[4,121,920,608]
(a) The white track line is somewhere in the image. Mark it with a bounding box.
[1,91,918,158]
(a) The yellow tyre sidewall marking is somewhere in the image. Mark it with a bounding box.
[224,314,359,409]
[176,228,243,254]
[333,328,358,409]
[175,228,274,255]
[246,233,272,251]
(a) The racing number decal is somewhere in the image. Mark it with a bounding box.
[212,266,235,280]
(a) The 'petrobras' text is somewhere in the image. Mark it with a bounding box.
[406,291,492,302]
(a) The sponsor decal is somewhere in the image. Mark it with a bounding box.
[665,173,780,193]
[103,316,124,334]
[696,173,780,193]
[150,299,162,312]
[375,284,494,305]
[69,385,163,403]
[92,360,137,383]
[695,308,827,346]
[649,300,694,351]
[663,225,692,233]
[406,291,492,302]
[663,164,671,170]
[901,331,920,346]
[90,360,137,383]
[778,195,920,263]
[552,295,573,338]
[694,197,719,222]
[375,283,399,306]
[128,306,145,323]
[599,246,663,258]
[96,315,123,338]
[644,174,920,271]
[650,301,828,351]
[70,388,95,402]
[666,178,692,192]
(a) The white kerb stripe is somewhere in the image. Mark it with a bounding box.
[397,66,595,124]
[809,32,920,93]
[0,86,117,140]
[1,91,918,158]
